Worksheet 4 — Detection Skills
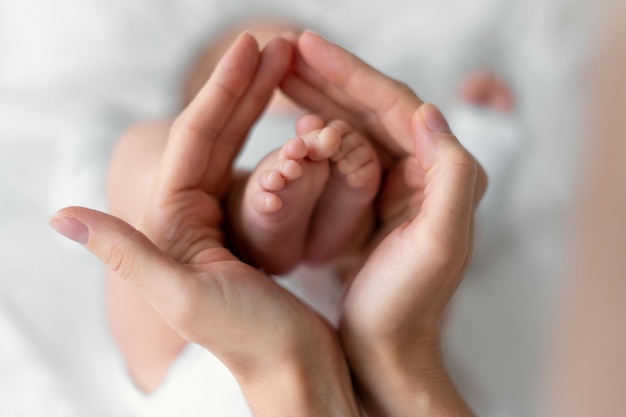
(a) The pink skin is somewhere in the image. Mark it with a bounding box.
[457,70,515,112]
[230,115,381,275]
[298,115,381,264]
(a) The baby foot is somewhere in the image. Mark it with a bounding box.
[233,126,342,275]
[301,117,382,264]
[457,70,515,112]
[330,120,382,189]
[251,127,341,214]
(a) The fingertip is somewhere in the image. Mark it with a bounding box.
[413,104,482,201]
[419,103,452,134]
[279,30,299,44]
[49,208,90,245]
[297,30,334,65]
[265,32,292,52]
[412,103,456,169]
[216,31,260,72]
[261,34,294,75]
[300,29,327,45]
[298,29,315,44]
[238,31,260,49]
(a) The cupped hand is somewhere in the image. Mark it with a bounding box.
[282,31,485,417]
[50,33,360,417]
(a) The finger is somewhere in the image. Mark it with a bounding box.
[49,207,195,317]
[158,33,261,195]
[408,104,481,255]
[281,70,356,125]
[206,35,294,194]
[286,31,423,157]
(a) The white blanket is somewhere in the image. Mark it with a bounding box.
[0,0,589,415]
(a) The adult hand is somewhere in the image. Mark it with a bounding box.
[50,33,360,417]
[282,31,486,417]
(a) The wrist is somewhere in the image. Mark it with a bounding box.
[228,322,362,417]
[341,327,474,417]
[238,355,360,417]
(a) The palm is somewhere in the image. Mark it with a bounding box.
[144,182,320,348]
[127,33,334,364]
[282,31,485,344]
[339,154,435,333]
[144,188,227,264]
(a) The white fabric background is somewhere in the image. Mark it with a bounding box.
[0,0,589,415]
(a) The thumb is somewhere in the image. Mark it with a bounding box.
[409,103,482,252]
[49,206,187,310]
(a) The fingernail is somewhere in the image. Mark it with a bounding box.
[421,103,452,134]
[303,29,327,41]
[49,214,89,245]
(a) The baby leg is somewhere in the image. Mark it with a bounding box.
[229,127,342,275]
[106,120,189,392]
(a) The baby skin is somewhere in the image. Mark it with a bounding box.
[228,114,381,275]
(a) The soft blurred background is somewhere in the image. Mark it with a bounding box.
[0,0,592,415]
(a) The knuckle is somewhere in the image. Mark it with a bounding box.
[451,147,478,171]
[100,242,140,279]
[170,113,219,142]
[448,147,489,205]
[421,232,470,276]
[447,147,480,185]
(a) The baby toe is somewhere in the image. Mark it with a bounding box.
[345,160,380,188]
[279,137,308,161]
[303,126,341,161]
[252,190,283,213]
[259,169,287,191]
[337,144,374,175]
